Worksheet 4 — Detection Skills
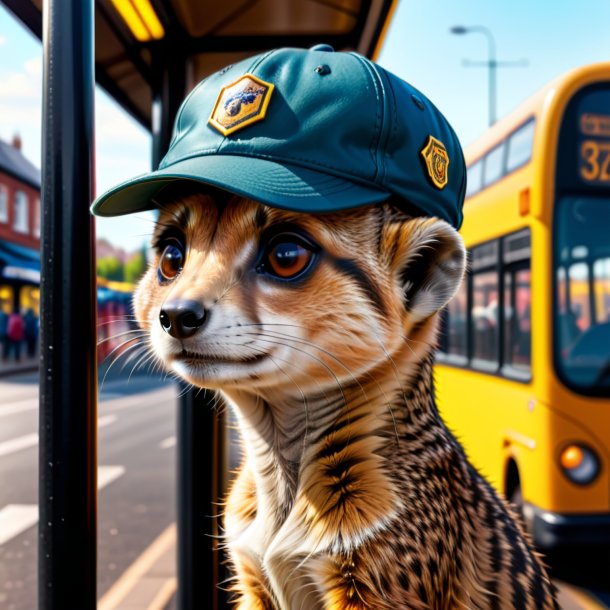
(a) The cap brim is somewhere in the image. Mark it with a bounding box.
[90,155,391,217]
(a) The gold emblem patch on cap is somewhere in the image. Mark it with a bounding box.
[208,74,274,136]
[421,136,450,190]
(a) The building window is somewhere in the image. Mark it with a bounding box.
[0,285,14,314]
[0,186,7,223]
[13,191,29,234]
[34,198,41,238]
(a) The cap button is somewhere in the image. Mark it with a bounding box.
[309,44,335,53]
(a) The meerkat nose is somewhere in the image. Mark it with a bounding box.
[159,299,207,339]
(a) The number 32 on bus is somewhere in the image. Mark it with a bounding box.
[436,63,610,549]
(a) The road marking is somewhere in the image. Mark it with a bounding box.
[0,386,175,420]
[0,465,126,546]
[98,523,176,610]
[146,577,177,610]
[98,466,126,490]
[0,415,120,459]
[0,505,38,545]
[159,436,176,449]
[104,387,176,413]
[0,433,38,457]
[0,398,37,418]
[98,414,118,428]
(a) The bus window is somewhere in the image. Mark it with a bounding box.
[506,119,535,172]
[555,195,610,390]
[593,257,610,323]
[503,268,531,373]
[483,143,506,187]
[466,160,483,197]
[472,271,499,367]
[439,279,468,360]
[568,262,591,333]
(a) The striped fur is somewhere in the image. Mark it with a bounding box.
[134,193,558,609]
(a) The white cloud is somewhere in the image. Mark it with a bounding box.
[24,56,41,77]
[0,71,39,98]
[0,56,42,165]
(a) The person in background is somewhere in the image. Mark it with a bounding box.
[0,308,8,361]
[23,308,39,359]
[6,309,25,362]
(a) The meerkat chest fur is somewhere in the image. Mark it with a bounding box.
[135,193,558,609]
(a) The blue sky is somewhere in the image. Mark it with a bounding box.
[2,1,610,251]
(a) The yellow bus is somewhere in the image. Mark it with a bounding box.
[435,63,610,549]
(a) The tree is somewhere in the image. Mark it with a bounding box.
[96,256,124,281]
[124,246,148,283]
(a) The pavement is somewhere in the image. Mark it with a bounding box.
[0,354,38,378]
[0,368,179,610]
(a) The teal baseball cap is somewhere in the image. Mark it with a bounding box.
[91,45,466,229]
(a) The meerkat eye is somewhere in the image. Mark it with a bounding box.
[258,233,317,280]
[158,239,184,283]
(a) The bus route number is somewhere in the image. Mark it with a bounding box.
[580,139,610,184]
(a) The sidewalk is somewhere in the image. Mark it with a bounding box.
[98,524,177,610]
[0,354,38,378]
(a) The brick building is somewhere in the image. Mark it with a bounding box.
[0,135,41,317]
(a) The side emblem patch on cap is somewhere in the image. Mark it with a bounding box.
[208,74,274,136]
[420,136,450,190]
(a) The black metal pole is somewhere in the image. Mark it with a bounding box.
[39,0,97,608]
[176,389,228,610]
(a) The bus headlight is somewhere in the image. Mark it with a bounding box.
[559,444,600,485]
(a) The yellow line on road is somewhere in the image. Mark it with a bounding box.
[146,577,177,610]
[98,523,176,610]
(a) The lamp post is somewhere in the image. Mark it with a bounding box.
[450,25,497,126]
[450,25,527,127]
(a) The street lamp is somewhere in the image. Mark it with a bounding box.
[450,25,527,127]
[450,25,497,126]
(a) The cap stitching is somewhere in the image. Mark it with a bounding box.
[375,67,400,186]
[164,148,373,182]
[348,53,382,181]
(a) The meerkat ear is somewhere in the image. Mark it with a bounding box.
[391,217,467,323]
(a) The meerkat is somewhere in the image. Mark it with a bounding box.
[91,44,560,610]
[130,191,559,609]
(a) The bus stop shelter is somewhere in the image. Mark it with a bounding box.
[3,1,396,608]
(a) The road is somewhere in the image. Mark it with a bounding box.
[0,371,609,610]
[0,371,178,610]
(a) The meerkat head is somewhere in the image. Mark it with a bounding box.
[133,188,466,396]
[90,49,468,400]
